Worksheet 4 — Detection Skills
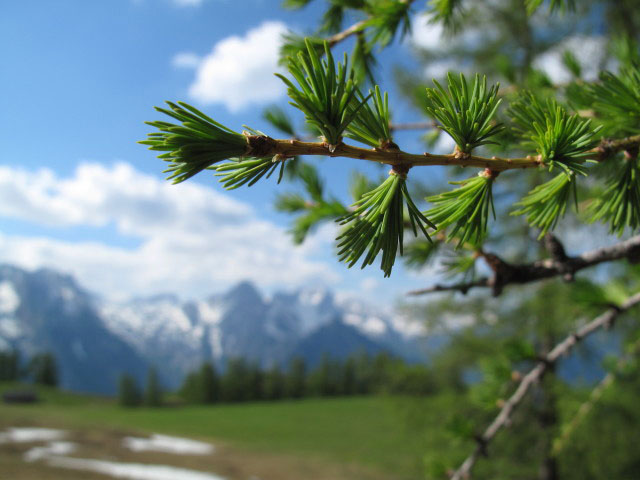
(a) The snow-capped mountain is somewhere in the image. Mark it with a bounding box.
[0,265,147,394]
[0,264,429,393]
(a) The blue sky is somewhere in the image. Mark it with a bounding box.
[8,0,604,306]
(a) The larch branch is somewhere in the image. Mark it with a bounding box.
[408,235,640,297]
[449,292,640,480]
[245,134,640,174]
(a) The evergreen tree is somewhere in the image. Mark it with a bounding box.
[308,354,340,396]
[180,361,220,404]
[143,367,163,407]
[0,350,19,382]
[199,362,220,403]
[118,373,141,407]
[285,356,307,399]
[221,357,255,402]
[263,365,285,401]
[29,352,58,387]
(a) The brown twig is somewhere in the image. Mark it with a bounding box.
[325,0,416,47]
[408,235,640,297]
[449,292,640,480]
[245,134,640,173]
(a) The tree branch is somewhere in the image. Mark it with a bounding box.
[245,134,640,173]
[408,235,640,297]
[552,335,640,456]
[325,0,416,47]
[449,292,640,480]
[326,19,368,47]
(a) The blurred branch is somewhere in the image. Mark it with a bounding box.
[449,292,640,480]
[325,0,416,47]
[408,234,640,297]
[327,19,368,47]
[552,335,640,456]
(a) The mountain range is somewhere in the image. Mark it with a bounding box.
[0,264,433,394]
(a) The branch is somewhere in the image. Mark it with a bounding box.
[246,133,640,173]
[247,136,542,171]
[408,235,640,297]
[552,335,640,456]
[325,0,416,47]
[326,19,368,47]
[449,292,640,480]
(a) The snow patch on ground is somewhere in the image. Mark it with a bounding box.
[24,441,76,462]
[0,427,66,444]
[123,434,214,455]
[48,456,226,480]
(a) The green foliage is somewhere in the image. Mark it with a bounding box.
[337,172,434,277]
[282,0,314,9]
[180,362,220,404]
[425,173,495,246]
[216,156,286,189]
[428,0,464,28]
[29,353,58,387]
[279,33,325,63]
[525,0,576,15]
[0,350,19,382]
[509,93,600,175]
[441,250,477,280]
[403,238,440,269]
[562,50,582,78]
[351,33,377,85]
[345,85,393,148]
[140,101,247,184]
[363,0,412,48]
[424,73,503,153]
[589,155,640,235]
[286,356,307,398]
[117,373,141,407]
[512,172,576,238]
[588,65,640,136]
[275,163,349,243]
[276,40,368,148]
[143,367,163,407]
[263,105,296,137]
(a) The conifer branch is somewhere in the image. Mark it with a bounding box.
[243,133,640,172]
[552,336,640,456]
[324,0,416,48]
[449,292,640,480]
[408,235,640,297]
[326,19,368,47]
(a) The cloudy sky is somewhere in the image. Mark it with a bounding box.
[1,1,591,304]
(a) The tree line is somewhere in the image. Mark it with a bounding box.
[117,351,441,408]
[0,350,58,387]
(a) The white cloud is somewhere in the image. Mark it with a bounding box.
[411,14,445,50]
[0,162,339,300]
[186,21,287,112]
[172,52,201,69]
[534,35,609,85]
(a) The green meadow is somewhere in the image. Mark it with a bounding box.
[0,383,461,479]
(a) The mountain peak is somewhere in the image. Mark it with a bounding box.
[224,280,263,305]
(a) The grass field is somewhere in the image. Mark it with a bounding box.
[0,384,459,479]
